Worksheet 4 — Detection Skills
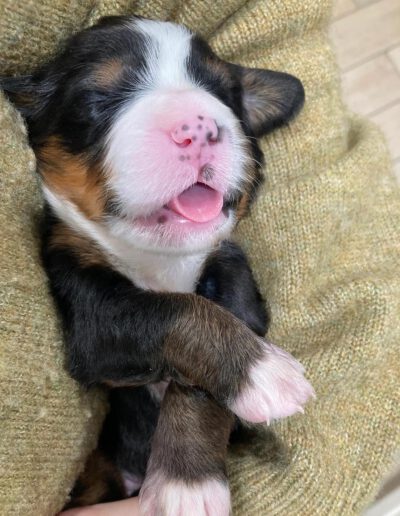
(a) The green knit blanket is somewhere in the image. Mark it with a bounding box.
[1,1,399,514]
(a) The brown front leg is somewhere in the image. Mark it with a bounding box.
[140,381,234,516]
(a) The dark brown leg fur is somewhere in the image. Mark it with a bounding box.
[140,381,234,513]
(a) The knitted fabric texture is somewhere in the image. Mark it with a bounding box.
[1,1,399,515]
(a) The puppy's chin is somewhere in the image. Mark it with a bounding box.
[106,209,235,255]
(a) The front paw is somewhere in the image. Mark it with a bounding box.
[229,341,315,424]
[139,472,230,516]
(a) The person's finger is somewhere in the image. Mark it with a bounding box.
[58,497,140,516]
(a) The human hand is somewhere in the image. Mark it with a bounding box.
[59,497,140,516]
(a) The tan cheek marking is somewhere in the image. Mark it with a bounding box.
[50,222,107,268]
[236,192,251,221]
[93,58,124,88]
[37,137,107,220]
[236,156,260,222]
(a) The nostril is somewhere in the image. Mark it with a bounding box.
[171,129,193,147]
[177,138,192,148]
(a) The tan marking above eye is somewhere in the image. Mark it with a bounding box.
[93,58,124,88]
[205,56,234,87]
[37,136,107,220]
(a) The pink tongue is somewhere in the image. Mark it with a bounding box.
[167,183,224,223]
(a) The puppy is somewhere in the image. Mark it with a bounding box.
[1,16,314,515]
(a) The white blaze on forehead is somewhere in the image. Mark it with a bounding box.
[133,18,194,90]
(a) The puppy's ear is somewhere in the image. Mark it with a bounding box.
[238,67,305,137]
[1,75,36,116]
[1,72,58,138]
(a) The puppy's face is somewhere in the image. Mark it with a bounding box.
[2,16,304,253]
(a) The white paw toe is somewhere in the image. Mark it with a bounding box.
[139,473,230,516]
[230,341,315,424]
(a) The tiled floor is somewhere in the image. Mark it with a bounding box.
[330,0,400,183]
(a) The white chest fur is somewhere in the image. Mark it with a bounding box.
[110,247,208,293]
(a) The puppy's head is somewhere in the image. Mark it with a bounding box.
[1,16,304,253]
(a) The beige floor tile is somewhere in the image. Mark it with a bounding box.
[376,459,400,499]
[388,46,400,73]
[371,103,400,160]
[330,0,400,70]
[341,55,400,115]
[332,0,356,19]
[354,0,380,6]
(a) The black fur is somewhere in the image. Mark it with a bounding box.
[99,386,160,485]
[1,17,148,155]
[197,240,268,336]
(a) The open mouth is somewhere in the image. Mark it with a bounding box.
[133,183,228,229]
[166,182,224,223]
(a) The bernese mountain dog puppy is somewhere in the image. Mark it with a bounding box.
[1,16,314,515]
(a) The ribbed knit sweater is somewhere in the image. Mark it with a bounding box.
[1,1,399,514]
